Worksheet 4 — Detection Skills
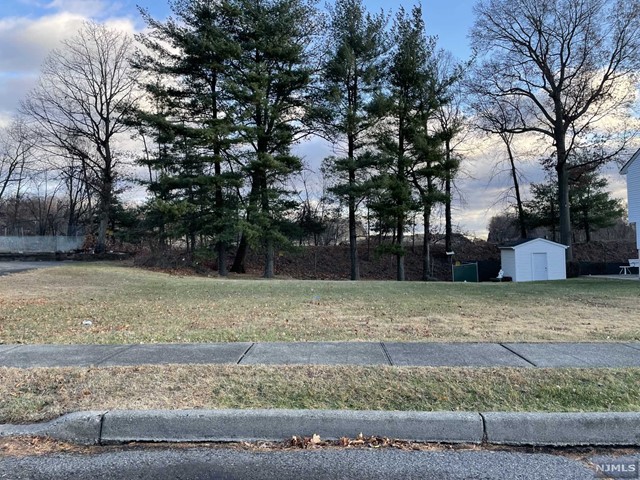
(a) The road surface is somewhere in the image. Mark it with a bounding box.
[2,447,636,479]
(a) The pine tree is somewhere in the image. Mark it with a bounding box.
[570,171,625,242]
[525,171,624,243]
[525,180,559,242]
[133,0,242,274]
[227,0,318,278]
[374,6,438,281]
[317,0,387,280]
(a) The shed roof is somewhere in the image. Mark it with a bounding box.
[498,238,569,250]
[620,147,640,175]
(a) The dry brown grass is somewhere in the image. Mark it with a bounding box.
[1,365,639,424]
[0,436,85,457]
[0,263,638,344]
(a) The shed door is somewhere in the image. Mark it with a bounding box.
[532,253,548,281]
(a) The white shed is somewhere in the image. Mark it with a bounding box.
[620,148,640,258]
[499,238,569,282]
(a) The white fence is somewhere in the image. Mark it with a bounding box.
[0,236,85,253]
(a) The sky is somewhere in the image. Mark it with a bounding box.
[0,0,632,238]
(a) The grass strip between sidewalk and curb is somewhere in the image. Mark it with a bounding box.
[1,365,639,424]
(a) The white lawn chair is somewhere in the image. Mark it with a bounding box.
[620,259,638,274]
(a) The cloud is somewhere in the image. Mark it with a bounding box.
[0,12,102,119]
[0,9,138,73]
[0,13,87,73]
[0,6,137,124]
[0,73,38,121]
[293,137,333,171]
[42,0,113,17]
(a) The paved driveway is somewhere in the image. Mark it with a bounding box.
[0,261,65,276]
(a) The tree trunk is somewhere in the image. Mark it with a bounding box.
[231,172,260,274]
[96,213,108,253]
[556,158,572,260]
[211,71,229,276]
[264,238,275,278]
[217,242,227,276]
[189,231,197,253]
[366,206,370,260]
[397,228,405,281]
[445,173,452,251]
[348,167,359,280]
[67,210,78,237]
[505,139,527,239]
[231,234,248,273]
[347,72,360,281]
[444,139,453,252]
[395,111,406,281]
[555,129,572,260]
[584,215,591,243]
[422,205,432,281]
[95,180,112,254]
[411,219,415,253]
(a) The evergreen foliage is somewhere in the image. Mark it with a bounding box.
[525,172,625,243]
[317,0,388,280]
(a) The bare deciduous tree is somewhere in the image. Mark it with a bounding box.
[434,52,467,252]
[21,21,138,252]
[471,0,640,259]
[471,97,529,239]
[0,119,33,204]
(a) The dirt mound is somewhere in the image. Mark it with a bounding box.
[133,239,637,281]
[572,241,637,263]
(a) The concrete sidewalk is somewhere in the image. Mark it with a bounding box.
[1,341,640,368]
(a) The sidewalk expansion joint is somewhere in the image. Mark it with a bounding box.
[236,343,255,365]
[623,343,640,353]
[0,345,22,356]
[95,344,137,366]
[498,343,537,367]
[379,342,393,366]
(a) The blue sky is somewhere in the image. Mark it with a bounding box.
[0,0,475,119]
[0,0,476,59]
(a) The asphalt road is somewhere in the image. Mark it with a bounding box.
[2,448,634,480]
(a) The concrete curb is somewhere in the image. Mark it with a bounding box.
[99,410,482,444]
[1,410,639,446]
[0,411,105,446]
[482,412,640,446]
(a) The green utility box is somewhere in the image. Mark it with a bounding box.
[452,262,479,282]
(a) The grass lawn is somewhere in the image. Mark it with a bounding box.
[1,365,639,423]
[2,264,638,426]
[0,262,638,344]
